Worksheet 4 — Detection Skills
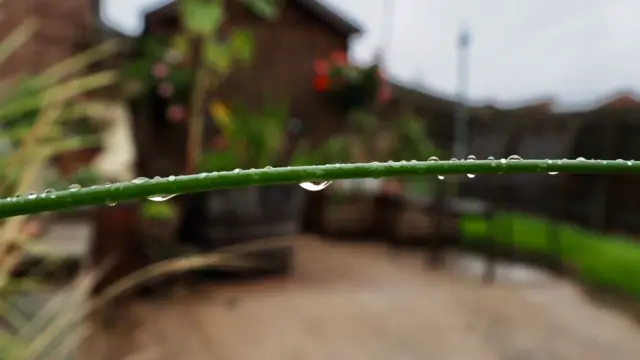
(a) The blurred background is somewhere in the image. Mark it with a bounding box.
[2,0,640,359]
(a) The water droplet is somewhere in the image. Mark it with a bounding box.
[299,181,332,191]
[627,161,633,166]
[428,156,443,180]
[264,166,273,170]
[466,155,476,178]
[147,194,176,202]
[168,175,176,181]
[233,168,241,173]
[548,171,558,175]
[576,157,586,161]
[42,188,56,199]
[500,158,507,164]
[487,156,495,160]
[507,155,522,161]
[27,192,37,199]
[132,177,149,184]
[68,184,81,191]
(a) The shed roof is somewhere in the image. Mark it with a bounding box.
[143,0,362,36]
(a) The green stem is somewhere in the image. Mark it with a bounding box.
[0,159,638,218]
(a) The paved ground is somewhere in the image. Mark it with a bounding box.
[76,236,640,360]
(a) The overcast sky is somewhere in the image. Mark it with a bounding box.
[102,0,640,109]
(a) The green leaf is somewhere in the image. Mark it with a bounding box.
[180,0,224,35]
[228,29,254,63]
[172,34,191,59]
[203,42,231,72]
[240,0,279,20]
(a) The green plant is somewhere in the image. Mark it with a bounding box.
[313,51,390,110]
[200,100,291,171]
[0,16,120,359]
[176,0,280,172]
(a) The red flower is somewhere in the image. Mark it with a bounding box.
[157,82,174,98]
[377,83,392,104]
[166,104,186,123]
[313,74,330,92]
[313,59,330,75]
[330,51,347,65]
[152,62,170,79]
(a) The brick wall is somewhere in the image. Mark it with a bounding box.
[0,0,95,78]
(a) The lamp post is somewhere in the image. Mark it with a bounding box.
[453,25,471,160]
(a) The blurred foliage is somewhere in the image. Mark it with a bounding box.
[141,200,179,220]
[0,15,119,359]
[200,99,290,170]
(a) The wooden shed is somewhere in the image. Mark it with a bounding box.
[133,0,362,177]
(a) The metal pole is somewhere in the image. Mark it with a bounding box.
[453,25,471,160]
[377,0,396,64]
[430,25,472,269]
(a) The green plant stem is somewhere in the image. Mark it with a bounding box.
[0,159,639,218]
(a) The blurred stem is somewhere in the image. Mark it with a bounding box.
[40,39,121,85]
[185,37,210,173]
[0,100,62,196]
[0,19,38,66]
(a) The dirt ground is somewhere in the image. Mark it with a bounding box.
[78,236,640,360]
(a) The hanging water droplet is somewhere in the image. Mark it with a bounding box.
[548,171,558,175]
[300,181,332,191]
[68,184,81,191]
[147,194,176,202]
[466,155,476,178]
[507,155,522,161]
[428,156,443,180]
[132,177,149,184]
